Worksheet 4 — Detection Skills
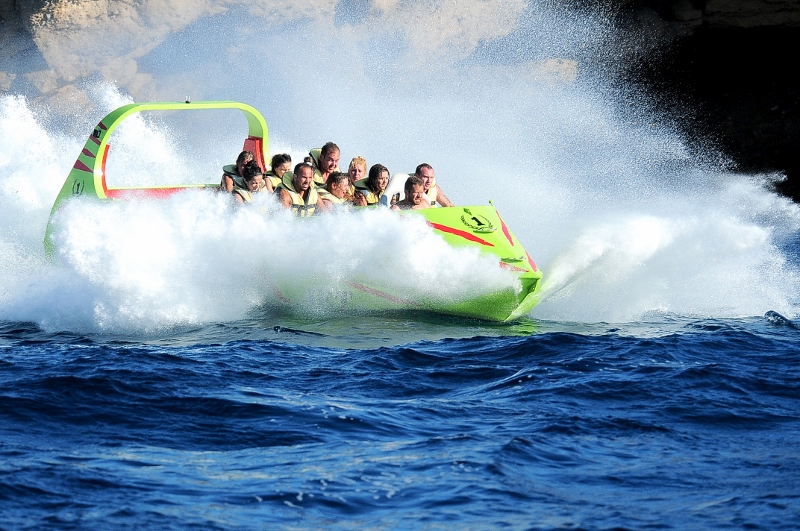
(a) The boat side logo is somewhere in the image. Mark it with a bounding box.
[460,208,495,233]
[72,180,85,196]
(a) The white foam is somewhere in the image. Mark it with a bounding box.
[29,190,515,332]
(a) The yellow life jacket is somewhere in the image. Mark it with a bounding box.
[354,178,383,205]
[222,164,238,177]
[308,148,322,169]
[317,188,345,204]
[264,171,282,191]
[221,164,244,190]
[232,182,266,203]
[276,172,319,217]
[425,178,439,207]
[318,189,352,212]
[308,148,339,187]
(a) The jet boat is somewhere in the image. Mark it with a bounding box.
[44,101,542,321]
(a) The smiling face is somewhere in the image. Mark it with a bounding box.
[331,177,351,198]
[245,173,264,191]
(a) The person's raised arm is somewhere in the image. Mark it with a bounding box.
[435,186,453,207]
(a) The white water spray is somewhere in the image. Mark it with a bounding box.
[1,2,799,331]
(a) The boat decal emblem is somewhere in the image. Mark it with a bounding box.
[92,129,101,139]
[72,180,84,196]
[460,208,496,233]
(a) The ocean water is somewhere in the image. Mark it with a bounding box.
[2,315,800,529]
[3,2,800,528]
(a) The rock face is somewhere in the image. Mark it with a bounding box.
[0,0,516,101]
[1,0,798,197]
[613,1,800,199]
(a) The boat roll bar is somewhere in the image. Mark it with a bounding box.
[44,101,269,256]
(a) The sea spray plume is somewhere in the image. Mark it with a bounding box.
[536,185,800,322]
[0,94,81,318]
[36,193,519,332]
[1,3,800,326]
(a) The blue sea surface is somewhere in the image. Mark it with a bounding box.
[1,314,799,529]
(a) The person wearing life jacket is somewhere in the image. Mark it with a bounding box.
[415,163,453,207]
[276,162,326,216]
[391,175,431,211]
[264,153,291,193]
[318,171,354,210]
[220,150,254,193]
[308,142,340,187]
[346,156,364,197]
[348,156,367,184]
[232,160,267,204]
[354,164,390,207]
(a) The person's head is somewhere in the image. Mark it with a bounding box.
[415,163,435,192]
[241,160,264,192]
[326,171,351,199]
[366,164,390,194]
[319,142,340,173]
[236,150,255,175]
[348,156,367,181]
[293,162,314,192]
[415,163,435,191]
[404,175,425,205]
[270,153,292,177]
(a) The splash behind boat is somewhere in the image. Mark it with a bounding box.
[44,101,543,321]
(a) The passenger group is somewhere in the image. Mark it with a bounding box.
[218,141,453,216]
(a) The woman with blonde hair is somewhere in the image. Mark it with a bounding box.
[348,156,367,184]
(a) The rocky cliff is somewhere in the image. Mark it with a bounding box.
[609,0,800,198]
[1,0,798,197]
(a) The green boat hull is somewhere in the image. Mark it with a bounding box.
[45,101,542,322]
